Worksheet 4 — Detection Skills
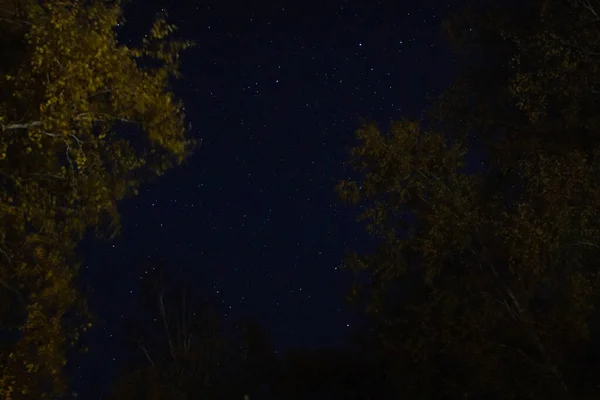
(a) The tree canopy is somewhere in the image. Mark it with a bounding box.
[0,0,194,398]
[338,0,600,398]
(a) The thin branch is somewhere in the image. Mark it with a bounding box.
[2,113,136,143]
[1,121,43,130]
[158,289,176,360]
[574,240,600,248]
[0,245,13,266]
[69,133,84,147]
[139,342,156,369]
[23,173,66,182]
[0,17,32,26]
[182,288,189,356]
[417,170,431,182]
[42,131,75,175]
[555,36,600,56]
[474,232,570,396]
[578,0,600,20]
[481,291,510,308]
[0,246,22,300]
[498,342,542,367]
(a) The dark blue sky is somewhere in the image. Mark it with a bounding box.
[73,0,461,397]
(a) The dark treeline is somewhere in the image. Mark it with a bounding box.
[108,260,389,400]
[2,0,600,398]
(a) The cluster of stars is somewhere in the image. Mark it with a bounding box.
[75,1,458,396]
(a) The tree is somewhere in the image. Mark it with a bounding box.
[0,0,195,398]
[338,1,600,398]
[111,260,286,400]
[111,261,238,400]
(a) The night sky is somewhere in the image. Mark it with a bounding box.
[73,0,461,396]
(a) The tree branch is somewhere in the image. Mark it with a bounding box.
[42,131,75,175]
[0,245,23,301]
[139,342,156,369]
[158,288,176,360]
[577,0,600,20]
[474,232,570,396]
[0,17,32,26]
[1,121,43,130]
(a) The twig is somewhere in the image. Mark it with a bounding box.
[42,131,76,181]
[0,246,22,300]
[474,232,570,396]
[578,0,600,20]
[0,17,32,26]
[69,133,84,147]
[158,289,176,360]
[139,342,156,369]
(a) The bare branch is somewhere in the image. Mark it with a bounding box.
[554,35,600,56]
[139,342,156,369]
[1,121,43,130]
[23,173,66,182]
[498,342,542,367]
[0,17,32,26]
[0,245,23,300]
[474,232,570,396]
[0,245,14,273]
[574,240,600,248]
[69,133,84,147]
[42,131,75,177]
[158,288,176,360]
[577,0,600,20]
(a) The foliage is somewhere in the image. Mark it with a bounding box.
[338,0,600,398]
[0,0,194,398]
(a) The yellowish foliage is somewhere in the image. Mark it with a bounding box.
[0,0,194,398]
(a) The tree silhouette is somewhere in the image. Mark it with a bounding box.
[112,260,235,400]
[338,1,600,398]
